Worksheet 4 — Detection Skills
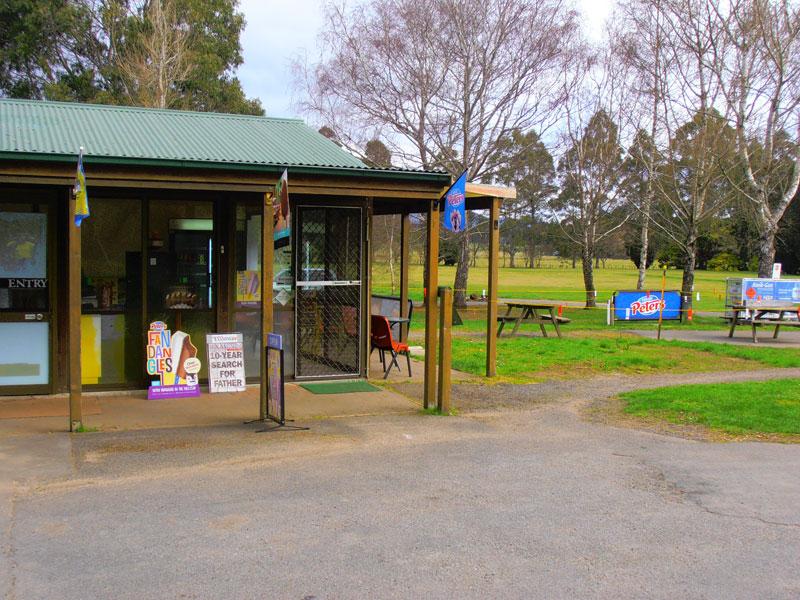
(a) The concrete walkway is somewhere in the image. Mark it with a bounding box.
[628,327,800,348]
[0,351,475,435]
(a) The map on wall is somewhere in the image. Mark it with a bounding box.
[0,213,47,278]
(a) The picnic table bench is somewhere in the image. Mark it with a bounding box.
[727,304,800,343]
[497,300,570,338]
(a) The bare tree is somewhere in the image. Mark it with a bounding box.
[116,0,192,109]
[642,0,736,314]
[712,0,800,277]
[553,44,632,308]
[295,0,579,306]
[612,0,670,290]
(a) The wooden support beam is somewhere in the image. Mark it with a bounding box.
[437,286,452,413]
[423,199,440,409]
[399,213,410,343]
[68,191,82,431]
[260,191,274,420]
[486,197,500,378]
[365,199,373,378]
[464,182,517,200]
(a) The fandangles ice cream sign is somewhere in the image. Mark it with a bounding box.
[146,321,201,399]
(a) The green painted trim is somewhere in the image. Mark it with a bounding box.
[0,151,450,183]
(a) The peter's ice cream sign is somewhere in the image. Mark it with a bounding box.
[613,290,682,321]
[146,321,201,399]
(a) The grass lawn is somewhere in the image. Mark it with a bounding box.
[438,333,800,383]
[446,312,727,333]
[371,260,762,313]
[620,379,800,436]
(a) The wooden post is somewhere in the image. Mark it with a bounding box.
[399,213,410,342]
[68,191,83,431]
[423,198,440,409]
[657,268,666,341]
[486,197,500,377]
[437,286,452,413]
[260,191,274,420]
[365,199,373,378]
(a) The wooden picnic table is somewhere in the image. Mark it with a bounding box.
[496,300,570,338]
[727,304,800,343]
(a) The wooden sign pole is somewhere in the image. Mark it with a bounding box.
[657,269,667,341]
[68,191,83,431]
[437,286,452,414]
[260,191,274,421]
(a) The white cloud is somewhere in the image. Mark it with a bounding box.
[238,0,326,117]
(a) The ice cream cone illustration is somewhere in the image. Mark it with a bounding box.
[171,331,198,384]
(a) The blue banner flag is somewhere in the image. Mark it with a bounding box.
[73,148,89,227]
[442,170,467,233]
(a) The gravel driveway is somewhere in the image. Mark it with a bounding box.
[1,369,799,599]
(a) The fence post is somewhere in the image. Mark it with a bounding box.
[437,286,452,414]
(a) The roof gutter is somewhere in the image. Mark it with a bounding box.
[0,151,451,184]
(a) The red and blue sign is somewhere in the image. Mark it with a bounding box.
[614,290,682,321]
[741,278,800,305]
[442,170,467,233]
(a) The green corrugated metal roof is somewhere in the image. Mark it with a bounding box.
[0,99,444,180]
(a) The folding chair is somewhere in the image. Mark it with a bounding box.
[370,315,412,379]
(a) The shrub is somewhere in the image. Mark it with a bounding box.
[707,252,740,272]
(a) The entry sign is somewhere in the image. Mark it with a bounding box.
[207,333,246,393]
[266,333,285,424]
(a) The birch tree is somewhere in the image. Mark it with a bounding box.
[712,0,800,277]
[555,109,629,307]
[553,42,632,308]
[612,0,670,290]
[645,0,735,314]
[116,0,191,108]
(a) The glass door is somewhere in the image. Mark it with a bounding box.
[0,201,53,394]
[295,206,362,378]
[147,200,215,381]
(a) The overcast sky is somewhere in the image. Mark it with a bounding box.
[237,0,614,119]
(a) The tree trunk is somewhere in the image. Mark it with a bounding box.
[509,251,516,268]
[453,228,470,308]
[582,246,597,308]
[636,201,651,290]
[681,239,697,321]
[756,222,778,278]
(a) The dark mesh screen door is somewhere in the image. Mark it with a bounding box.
[295,207,362,378]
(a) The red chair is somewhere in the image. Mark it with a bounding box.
[370,315,412,379]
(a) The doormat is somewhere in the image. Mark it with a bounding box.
[299,381,381,395]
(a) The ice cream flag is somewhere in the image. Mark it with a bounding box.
[274,168,290,241]
[442,170,467,233]
[73,147,89,227]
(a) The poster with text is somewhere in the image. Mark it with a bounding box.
[146,321,201,399]
[207,333,246,393]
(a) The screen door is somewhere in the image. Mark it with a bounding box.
[295,207,362,378]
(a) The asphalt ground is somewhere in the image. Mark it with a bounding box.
[1,371,799,599]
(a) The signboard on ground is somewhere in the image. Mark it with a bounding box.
[726,278,800,311]
[266,333,284,424]
[146,321,201,399]
[613,290,682,321]
[207,333,246,393]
